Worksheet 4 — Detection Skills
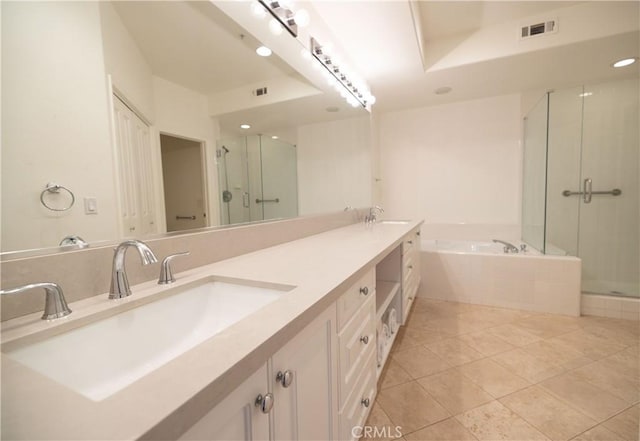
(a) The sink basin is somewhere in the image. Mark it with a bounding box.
[5,279,292,401]
[378,220,410,225]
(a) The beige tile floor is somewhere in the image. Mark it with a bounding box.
[367,298,639,441]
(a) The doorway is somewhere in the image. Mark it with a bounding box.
[160,134,207,232]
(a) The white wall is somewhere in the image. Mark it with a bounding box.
[297,116,372,215]
[378,94,522,240]
[1,1,119,252]
[99,2,154,122]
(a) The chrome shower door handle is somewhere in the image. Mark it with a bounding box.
[583,178,593,203]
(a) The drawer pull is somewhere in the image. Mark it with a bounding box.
[361,398,370,408]
[359,286,369,296]
[276,370,294,388]
[255,393,274,414]
[360,335,369,345]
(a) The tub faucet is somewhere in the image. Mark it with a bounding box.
[0,282,71,320]
[365,205,384,224]
[110,240,158,299]
[493,239,519,254]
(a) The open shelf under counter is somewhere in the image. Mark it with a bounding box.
[375,280,401,321]
[375,319,399,379]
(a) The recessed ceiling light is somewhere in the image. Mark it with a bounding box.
[256,46,272,57]
[325,106,340,113]
[271,135,279,139]
[612,57,637,68]
[240,124,251,129]
[434,86,452,95]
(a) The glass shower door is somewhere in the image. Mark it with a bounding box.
[578,79,639,297]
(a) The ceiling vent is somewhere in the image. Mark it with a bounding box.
[252,87,268,97]
[521,19,557,39]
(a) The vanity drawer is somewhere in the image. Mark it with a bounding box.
[337,268,375,331]
[339,350,376,441]
[403,274,419,324]
[402,233,418,256]
[338,295,375,407]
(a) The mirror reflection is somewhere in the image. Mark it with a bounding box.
[1,1,371,255]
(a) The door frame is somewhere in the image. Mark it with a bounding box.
[158,132,211,230]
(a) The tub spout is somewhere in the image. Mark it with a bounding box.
[493,239,519,254]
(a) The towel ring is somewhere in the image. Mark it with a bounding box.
[40,182,75,212]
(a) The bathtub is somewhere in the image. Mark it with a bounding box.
[426,240,542,255]
[420,239,581,316]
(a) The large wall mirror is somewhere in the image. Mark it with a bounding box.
[1,1,372,256]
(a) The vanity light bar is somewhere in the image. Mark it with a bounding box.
[258,0,298,37]
[310,37,372,108]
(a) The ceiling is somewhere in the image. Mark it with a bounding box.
[112,1,299,95]
[111,1,639,119]
[312,1,640,111]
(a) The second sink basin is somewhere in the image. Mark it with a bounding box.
[5,278,292,401]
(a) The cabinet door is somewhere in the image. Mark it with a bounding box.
[179,364,270,441]
[271,304,338,441]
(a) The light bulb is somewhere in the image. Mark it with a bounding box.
[294,9,310,27]
[368,95,377,105]
[251,2,267,18]
[256,46,272,57]
[300,48,311,60]
[269,18,284,35]
[613,57,637,68]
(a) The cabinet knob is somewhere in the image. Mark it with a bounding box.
[360,335,369,345]
[408,240,413,244]
[361,398,370,408]
[417,231,421,236]
[359,286,369,296]
[408,265,413,269]
[276,370,294,388]
[255,393,274,414]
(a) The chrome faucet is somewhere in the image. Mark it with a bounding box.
[0,282,72,320]
[365,205,384,224]
[493,239,519,254]
[109,240,158,299]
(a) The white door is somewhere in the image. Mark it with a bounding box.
[112,95,158,237]
[270,304,338,441]
[179,364,271,441]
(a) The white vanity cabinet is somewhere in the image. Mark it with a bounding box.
[270,303,338,441]
[179,303,338,441]
[179,364,270,441]
[336,268,377,441]
[402,228,421,323]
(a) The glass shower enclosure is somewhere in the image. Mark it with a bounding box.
[217,135,298,225]
[522,78,639,298]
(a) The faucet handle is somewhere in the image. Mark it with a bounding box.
[158,252,190,285]
[0,282,72,320]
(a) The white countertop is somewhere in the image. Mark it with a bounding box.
[1,220,421,440]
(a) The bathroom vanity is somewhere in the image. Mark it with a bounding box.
[1,220,422,440]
